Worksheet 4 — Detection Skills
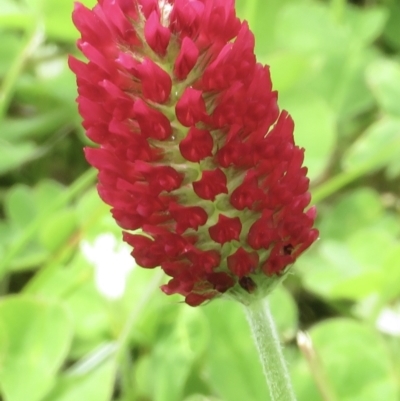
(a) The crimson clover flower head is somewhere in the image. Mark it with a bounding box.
[70,0,319,306]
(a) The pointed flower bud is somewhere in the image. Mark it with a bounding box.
[71,0,319,306]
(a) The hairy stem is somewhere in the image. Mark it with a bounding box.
[244,298,297,401]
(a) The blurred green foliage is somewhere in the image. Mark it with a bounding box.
[1,0,400,400]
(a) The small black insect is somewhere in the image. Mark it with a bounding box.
[239,276,257,293]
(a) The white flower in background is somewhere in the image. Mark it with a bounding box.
[376,306,400,336]
[81,233,136,299]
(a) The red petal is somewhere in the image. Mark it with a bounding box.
[161,270,197,295]
[202,0,240,43]
[161,260,189,276]
[144,10,171,56]
[216,139,253,168]
[170,0,204,38]
[134,58,172,103]
[230,176,264,210]
[202,23,254,91]
[174,37,199,80]
[112,209,143,230]
[227,247,259,278]
[175,88,207,127]
[72,3,115,56]
[186,249,221,273]
[192,169,228,201]
[179,127,213,162]
[123,233,162,268]
[185,292,213,306]
[134,98,172,139]
[169,203,208,234]
[138,0,158,19]
[209,214,241,245]
[262,248,293,276]
[135,161,183,193]
[207,272,235,293]
[247,215,277,250]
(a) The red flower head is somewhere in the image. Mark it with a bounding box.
[70,0,319,306]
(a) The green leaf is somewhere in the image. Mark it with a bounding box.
[347,229,395,272]
[15,70,78,113]
[272,3,380,121]
[235,0,294,56]
[275,3,385,55]
[42,0,82,42]
[279,89,336,181]
[32,0,96,42]
[367,59,400,117]
[138,307,210,401]
[74,188,114,239]
[4,184,37,228]
[299,186,400,301]
[183,396,222,401]
[0,33,25,76]
[290,350,323,401]
[318,188,384,240]
[39,209,78,252]
[42,344,117,401]
[0,141,38,175]
[300,240,362,299]
[7,243,48,271]
[63,278,111,359]
[342,118,400,177]
[23,250,91,298]
[0,222,9,258]
[33,179,65,214]
[310,50,376,120]
[269,285,298,341]
[119,268,172,348]
[267,53,310,93]
[2,184,50,272]
[0,0,25,15]
[0,4,36,30]
[1,109,73,142]
[379,246,400,304]
[309,319,398,401]
[300,230,398,301]
[344,6,388,46]
[275,3,347,55]
[203,300,270,401]
[382,0,400,50]
[0,296,73,401]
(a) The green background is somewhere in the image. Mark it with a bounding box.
[1,0,400,400]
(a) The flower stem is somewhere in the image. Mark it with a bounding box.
[297,331,339,401]
[0,22,44,119]
[244,298,297,401]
